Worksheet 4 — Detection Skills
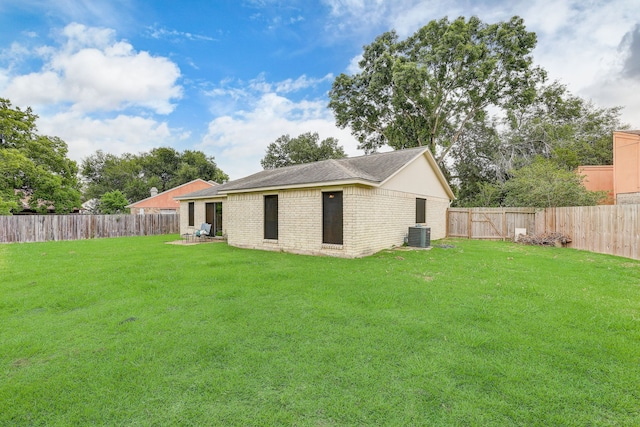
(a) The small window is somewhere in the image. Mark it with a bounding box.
[264,195,278,240]
[188,202,195,227]
[416,198,426,223]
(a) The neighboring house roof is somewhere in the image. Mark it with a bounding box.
[127,179,217,209]
[176,147,455,200]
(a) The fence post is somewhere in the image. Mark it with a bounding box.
[502,210,506,241]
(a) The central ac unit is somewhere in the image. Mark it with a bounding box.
[408,226,430,248]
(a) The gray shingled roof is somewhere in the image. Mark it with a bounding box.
[176,146,430,199]
[175,184,228,199]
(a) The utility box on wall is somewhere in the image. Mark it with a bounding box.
[408,226,430,248]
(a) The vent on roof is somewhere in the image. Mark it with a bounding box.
[407,226,430,248]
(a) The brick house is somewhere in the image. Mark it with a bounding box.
[579,130,640,204]
[127,179,217,215]
[578,165,614,204]
[175,147,454,258]
[612,130,640,204]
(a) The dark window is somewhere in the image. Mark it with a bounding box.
[215,203,222,235]
[188,202,195,226]
[206,202,223,236]
[264,195,278,240]
[206,202,214,225]
[416,198,426,223]
[323,191,343,245]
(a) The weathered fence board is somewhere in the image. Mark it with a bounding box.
[447,208,537,240]
[449,205,640,260]
[542,205,640,260]
[0,214,179,243]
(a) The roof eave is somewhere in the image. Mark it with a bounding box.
[174,194,226,201]
[218,178,379,195]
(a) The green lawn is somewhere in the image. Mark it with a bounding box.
[1,236,639,426]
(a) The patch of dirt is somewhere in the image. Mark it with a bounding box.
[12,358,31,368]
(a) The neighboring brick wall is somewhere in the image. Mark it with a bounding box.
[224,185,450,258]
[616,192,640,204]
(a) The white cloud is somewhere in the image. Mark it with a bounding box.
[346,54,362,75]
[199,91,360,180]
[273,74,334,93]
[38,111,174,162]
[583,77,640,127]
[4,23,182,114]
[0,41,32,65]
[243,73,334,94]
[322,0,396,37]
[145,25,216,42]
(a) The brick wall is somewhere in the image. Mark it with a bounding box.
[179,199,225,235]
[223,185,450,258]
[226,193,264,247]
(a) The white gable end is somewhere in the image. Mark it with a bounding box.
[381,153,450,199]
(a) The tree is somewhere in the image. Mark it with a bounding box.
[328,15,543,168]
[502,157,605,208]
[98,190,130,214]
[176,150,228,184]
[260,132,347,169]
[81,148,228,203]
[140,147,181,193]
[449,83,628,207]
[497,82,627,172]
[81,150,143,201]
[0,98,81,214]
[449,118,503,205]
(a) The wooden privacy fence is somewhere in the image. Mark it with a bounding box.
[448,205,640,261]
[448,207,537,240]
[540,205,640,261]
[0,214,179,243]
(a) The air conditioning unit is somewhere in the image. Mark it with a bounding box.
[408,226,431,248]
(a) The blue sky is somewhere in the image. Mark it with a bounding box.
[1,0,639,180]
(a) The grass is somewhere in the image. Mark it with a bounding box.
[1,235,639,426]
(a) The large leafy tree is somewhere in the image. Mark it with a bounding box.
[260,132,346,169]
[451,83,628,207]
[449,118,503,205]
[502,157,605,208]
[329,15,543,167]
[0,98,81,214]
[81,151,143,202]
[498,82,626,171]
[140,148,228,192]
[81,147,228,203]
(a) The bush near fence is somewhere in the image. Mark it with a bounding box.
[448,205,640,261]
[0,214,179,243]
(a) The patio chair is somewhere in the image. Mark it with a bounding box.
[194,223,212,239]
[183,223,212,243]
